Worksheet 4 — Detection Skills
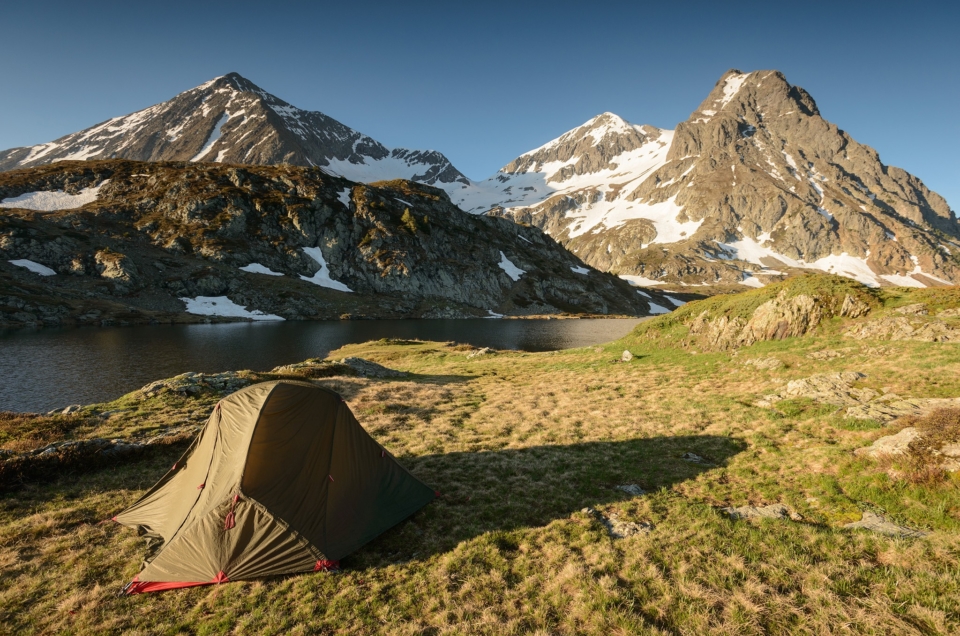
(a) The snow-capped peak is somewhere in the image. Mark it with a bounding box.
[0,73,469,188]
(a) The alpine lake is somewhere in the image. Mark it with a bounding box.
[0,317,645,413]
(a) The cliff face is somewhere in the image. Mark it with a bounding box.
[0,160,656,327]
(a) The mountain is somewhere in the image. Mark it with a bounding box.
[0,73,469,189]
[458,70,959,289]
[0,160,662,328]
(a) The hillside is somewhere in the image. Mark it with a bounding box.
[0,160,657,327]
[1,275,959,633]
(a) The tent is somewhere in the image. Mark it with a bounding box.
[115,380,435,594]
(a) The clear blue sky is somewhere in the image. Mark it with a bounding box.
[2,0,957,208]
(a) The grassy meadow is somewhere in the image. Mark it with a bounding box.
[2,281,960,634]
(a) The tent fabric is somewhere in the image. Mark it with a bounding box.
[115,380,434,594]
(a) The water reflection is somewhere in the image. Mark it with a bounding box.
[1,318,644,412]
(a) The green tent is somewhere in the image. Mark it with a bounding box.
[115,380,435,594]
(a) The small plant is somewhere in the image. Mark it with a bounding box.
[400,208,418,234]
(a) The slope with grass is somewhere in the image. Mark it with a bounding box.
[2,277,959,633]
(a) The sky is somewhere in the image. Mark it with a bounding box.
[2,0,958,208]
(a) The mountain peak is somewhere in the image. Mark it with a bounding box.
[689,69,820,121]
[0,73,468,188]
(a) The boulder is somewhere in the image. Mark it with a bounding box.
[843,511,928,538]
[582,507,653,539]
[722,503,802,521]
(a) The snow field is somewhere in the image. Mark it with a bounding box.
[0,181,108,211]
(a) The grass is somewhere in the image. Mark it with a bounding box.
[2,299,960,633]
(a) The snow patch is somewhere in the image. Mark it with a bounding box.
[664,295,686,307]
[620,275,665,286]
[337,188,351,208]
[190,112,229,162]
[647,303,670,315]
[719,73,750,108]
[485,310,504,319]
[498,251,525,281]
[9,259,56,276]
[180,296,284,321]
[300,247,353,292]
[0,181,108,211]
[570,265,590,275]
[239,263,283,276]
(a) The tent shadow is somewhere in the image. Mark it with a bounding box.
[345,434,746,570]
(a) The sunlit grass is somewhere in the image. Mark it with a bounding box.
[1,310,960,632]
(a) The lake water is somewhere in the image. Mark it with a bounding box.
[0,318,644,413]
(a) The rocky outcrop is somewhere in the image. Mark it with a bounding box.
[722,503,802,521]
[582,507,654,539]
[687,288,871,350]
[845,315,960,342]
[855,408,960,471]
[0,160,652,327]
[138,371,252,398]
[843,511,928,538]
[756,371,960,422]
[0,423,200,490]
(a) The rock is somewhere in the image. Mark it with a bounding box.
[688,290,832,350]
[845,316,960,342]
[582,507,653,539]
[0,423,202,490]
[843,511,928,538]
[894,303,928,316]
[855,427,921,459]
[616,484,645,496]
[681,452,710,464]
[621,350,633,362]
[138,371,251,398]
[271,359,354,378]
[783,372,872,405]
[722,503,803,521]
[855,425,960,472]
[98,409,130,419]
[840,294,872,318]
[939,308,960,318]
[806,348,845,360]
[845,396,960,423]
[758,370,960,422]
[466,347,493,359]
[743,357,783,370]
[339,357,406,378]
[60,405,82,415]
